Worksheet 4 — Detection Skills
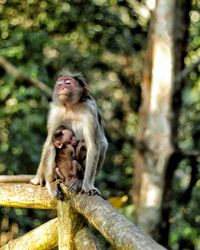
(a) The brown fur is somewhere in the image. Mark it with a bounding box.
[53,126,86,192]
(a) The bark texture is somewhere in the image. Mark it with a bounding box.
[61,185,166,250]
[0,183,56,209]
[57,200,100,250]
[160,0,191,246]
[0,219,58,250]
[133,0,175,239]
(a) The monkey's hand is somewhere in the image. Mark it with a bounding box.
[47,180,64,200]
[81,183,101,196]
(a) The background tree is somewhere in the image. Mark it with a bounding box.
[133,0,190,244]
[133,0,200,248]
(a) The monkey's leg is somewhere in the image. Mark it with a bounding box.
[67,178,82,193]
[41,144,64,200]
[66,161,82,192]
[30,137,53,186]
[96,140,108,173]
[55,167,65,181]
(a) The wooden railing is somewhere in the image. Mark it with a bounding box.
[0,176,166,250]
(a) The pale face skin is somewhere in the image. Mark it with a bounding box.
[55,77,83,104]
[56,77,76,95]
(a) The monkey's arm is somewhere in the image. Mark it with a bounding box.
[75,141,86,163]
[31,105,60,186]
[66,160,83,192]
[31,135,56,187]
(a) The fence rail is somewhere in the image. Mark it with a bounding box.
[0,176,166,250]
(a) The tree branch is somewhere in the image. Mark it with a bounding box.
[0,175,34,183]
[61,184,166,250]
[57,199,101,250]
[181,156,198,205]
[175,148,200,158]
[0,183,56,209]
[0,181,166,250]
[175,57,200,83]
[106,123,146,151]
[0,219,58,250]
[0,56,52,97]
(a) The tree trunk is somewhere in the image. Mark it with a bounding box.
[132,0,190,245]
[160,0,191,246]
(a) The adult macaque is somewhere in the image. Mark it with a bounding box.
[31,73,108,197]
[53,125,86,193]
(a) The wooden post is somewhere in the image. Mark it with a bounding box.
[57,199,101,250]
[57,200,76,250]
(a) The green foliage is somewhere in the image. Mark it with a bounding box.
[0,0,199,249]
[0,0,147,188]
[171,1,200,249]
[0,0,147,245]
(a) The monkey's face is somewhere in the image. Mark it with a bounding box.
[54,129,78,149]
[62,129,78,146]
[55,76,83,104]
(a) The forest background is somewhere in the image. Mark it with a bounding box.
[0,0,199,249]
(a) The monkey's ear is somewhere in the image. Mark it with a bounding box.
[54,141,63,149]
[82,86,89,97]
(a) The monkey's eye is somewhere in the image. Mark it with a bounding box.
[56,81,64,86]
[55,131,63,137]
[65,80,72,85]
[65,136,73,144]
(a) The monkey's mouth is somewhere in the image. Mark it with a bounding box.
[58,93,72,101]
[71,140,78,146]
[58,90,71,95]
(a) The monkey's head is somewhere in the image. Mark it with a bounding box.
[53,75,89,105]
[53,126,78,149]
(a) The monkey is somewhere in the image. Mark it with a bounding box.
[53,125,86,193]
[31,72,108,197]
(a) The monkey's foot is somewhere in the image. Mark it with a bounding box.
[54,183,65,200]
[47,180,64,201]
[81,184,101,196]
[67,179,82,193]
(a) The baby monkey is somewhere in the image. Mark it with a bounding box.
[53,125,86,193]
